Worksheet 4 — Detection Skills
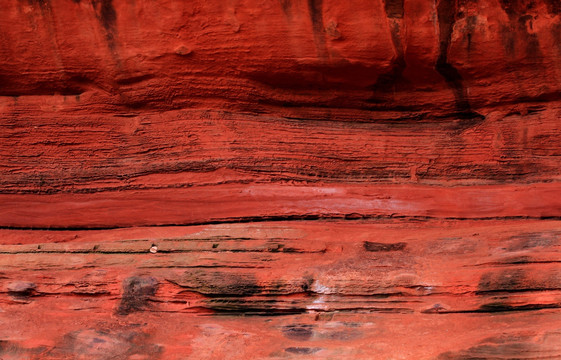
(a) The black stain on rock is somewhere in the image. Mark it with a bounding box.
[519,15,542,58]
[115,74,156,85]
[368,0,406,97]
[369,54,406,94]
[282,324,314,340]
[478,268,527,293]
[179,270,261,296]
[498,0,543,59]
[507,231,557,251]
[436,0,482,119]
[465,15,477,53]
[7,281,36,300]
[285,347,322,355]
[97,0,116,35]
[363,241,407,252]
[498,0,525,19]
[307,0,328,59]
[280,0,292,18]
[497,0,540,18]
[500,23,517,57]
[383,0,404,19]
[478,302,560,312]
[301,276,314,293]
[477,268,561,294]
[91,0,118,52]
[116,276,158,315]
[307,0,323,34]
[171,271,314,314]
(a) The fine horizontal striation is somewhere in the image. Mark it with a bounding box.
[1,220,561,358]
[2,0,561,358]
[2,105,561,195]
[1,220,561,315]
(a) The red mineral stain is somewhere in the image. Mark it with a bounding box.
[1,0,561,358]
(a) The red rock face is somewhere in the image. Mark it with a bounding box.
[2,0,561,358]
[3,0,561,113]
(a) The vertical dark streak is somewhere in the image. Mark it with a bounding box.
[384,0,404,18]
[307,0,323,37]
[518,14,542,59]
[385,0,405,63]
[498,0,543,59]
[280,0,292,18]
[465,15,477,54]
[307,0,328,59]
[435,0,481,119]
[28,0,50,11]
[92,0,117,52]
[498,0,518,20]
[369,0,406,95]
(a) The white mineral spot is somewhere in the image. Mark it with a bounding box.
[306,296,328,311]
[311,280,332,294]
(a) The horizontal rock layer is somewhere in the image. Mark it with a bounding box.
[2,0,561,113]
[2,0,561,358]
[2,220,561,359]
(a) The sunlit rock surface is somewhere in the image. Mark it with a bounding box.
[2,0,561,358]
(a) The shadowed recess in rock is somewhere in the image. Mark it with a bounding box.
[368,0,406,98]
[363,241,407,252]
[436,0,483,119]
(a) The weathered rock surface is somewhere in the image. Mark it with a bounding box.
[2,0,561,358]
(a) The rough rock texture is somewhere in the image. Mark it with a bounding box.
[2,0,561,358]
